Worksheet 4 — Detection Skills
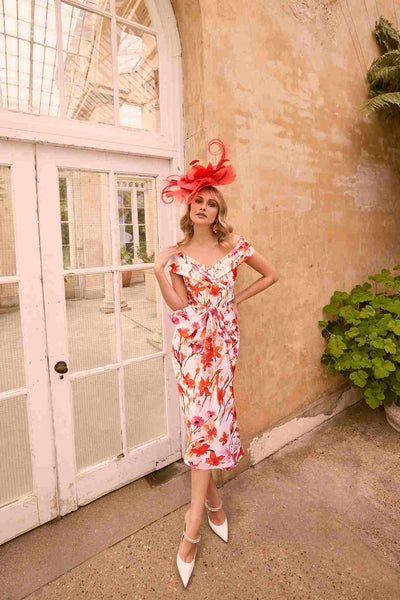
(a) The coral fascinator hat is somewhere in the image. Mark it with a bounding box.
[161,138,236,205]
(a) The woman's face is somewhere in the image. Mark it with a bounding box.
[190,189,219,227]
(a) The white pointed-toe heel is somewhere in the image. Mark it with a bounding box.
[205,498,228,543]
[176,522,201,588]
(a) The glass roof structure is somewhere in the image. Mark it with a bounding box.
[0,0,159,130]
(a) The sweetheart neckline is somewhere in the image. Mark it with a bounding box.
[177,235,244,270]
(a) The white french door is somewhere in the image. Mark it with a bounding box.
[0,141,58,543]
[0,140,182,544]
[36,144,181,510]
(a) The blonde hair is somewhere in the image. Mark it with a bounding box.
[176,186,234,248]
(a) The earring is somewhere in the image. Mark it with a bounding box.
[212,222,218,234]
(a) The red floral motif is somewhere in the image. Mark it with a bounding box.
[205,452,225,467]
[191,442,211,457]
[199,377,212,397]
[178,327,195,339]
[190,282,208,296]
[219,431,229,445]
[182,372,195,389]
[210,283,220,296]
[191,415,205,427]
[173,348,185,363]
[190,342,203,354]
[212,343,222,360]
[201,342,214,368]
[217,386,224,406]
[205,424,217,441]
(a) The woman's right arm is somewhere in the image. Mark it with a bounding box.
[154,246,188,311]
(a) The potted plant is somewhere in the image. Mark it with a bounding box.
[137,242,155,264]
[120,246,134,287]
[319,264,400,431]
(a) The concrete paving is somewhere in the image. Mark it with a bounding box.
[3,400,400,599]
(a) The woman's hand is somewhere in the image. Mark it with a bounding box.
[154,245,179,272]
[232,298,240,322]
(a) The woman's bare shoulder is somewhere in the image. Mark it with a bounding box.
[223,232,242,250]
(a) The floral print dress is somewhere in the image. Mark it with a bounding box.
[167,235,255,470]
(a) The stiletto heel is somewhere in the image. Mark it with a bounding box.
[205,498,228,543]
[176,521,201,588]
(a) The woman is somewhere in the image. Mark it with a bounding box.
[154,140,279,588]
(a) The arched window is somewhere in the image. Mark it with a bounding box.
[0,0,181,153]
[0,0,162,130]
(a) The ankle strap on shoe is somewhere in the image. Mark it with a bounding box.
[205,498,223,512]
[182,530,201,543]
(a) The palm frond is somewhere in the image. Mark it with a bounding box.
[374,17,400,53]
[367,64,400,85]
[367,49,400,77]
[360,92,400,113]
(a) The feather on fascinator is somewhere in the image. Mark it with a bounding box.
[161,138,236,205]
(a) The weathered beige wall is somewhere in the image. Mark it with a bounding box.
[171,0,400,479]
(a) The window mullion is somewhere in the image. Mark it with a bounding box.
[132,188,139,260]
[55,0,66,118]
[110,0,119,127]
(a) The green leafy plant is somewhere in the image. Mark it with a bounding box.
[319,265,400,409]
[137,241,154,263]
[120,246,134,265]
[361,17,400,117]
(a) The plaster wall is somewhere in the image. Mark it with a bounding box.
[171,0,400,480]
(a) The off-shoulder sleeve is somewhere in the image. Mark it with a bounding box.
[167,253,193,278]
[232,235,255,267]
[167,254,180,274]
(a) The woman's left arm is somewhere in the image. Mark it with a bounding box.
[234,250,279,306]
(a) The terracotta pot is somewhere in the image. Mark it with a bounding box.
[384,403,400,432]
[122,270,132,287]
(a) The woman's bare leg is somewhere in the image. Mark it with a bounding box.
[206,472,226,525]
[178,468,211,563]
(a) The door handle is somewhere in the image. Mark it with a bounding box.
[54,361,68,375]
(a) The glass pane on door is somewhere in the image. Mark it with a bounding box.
[65,273,117,371]
[117,176,161,360]
[0,166,32,509]
[58,169,111,269]
[117,175,166,449]
[0,167,16,276]
[125,356,167,450]
[0,283,26,391]
[60,168,117,366]
[58,168,120,471]
[72,369,122,471]
[0,395,33,506]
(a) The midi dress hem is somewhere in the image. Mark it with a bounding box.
[183,446,245,471]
